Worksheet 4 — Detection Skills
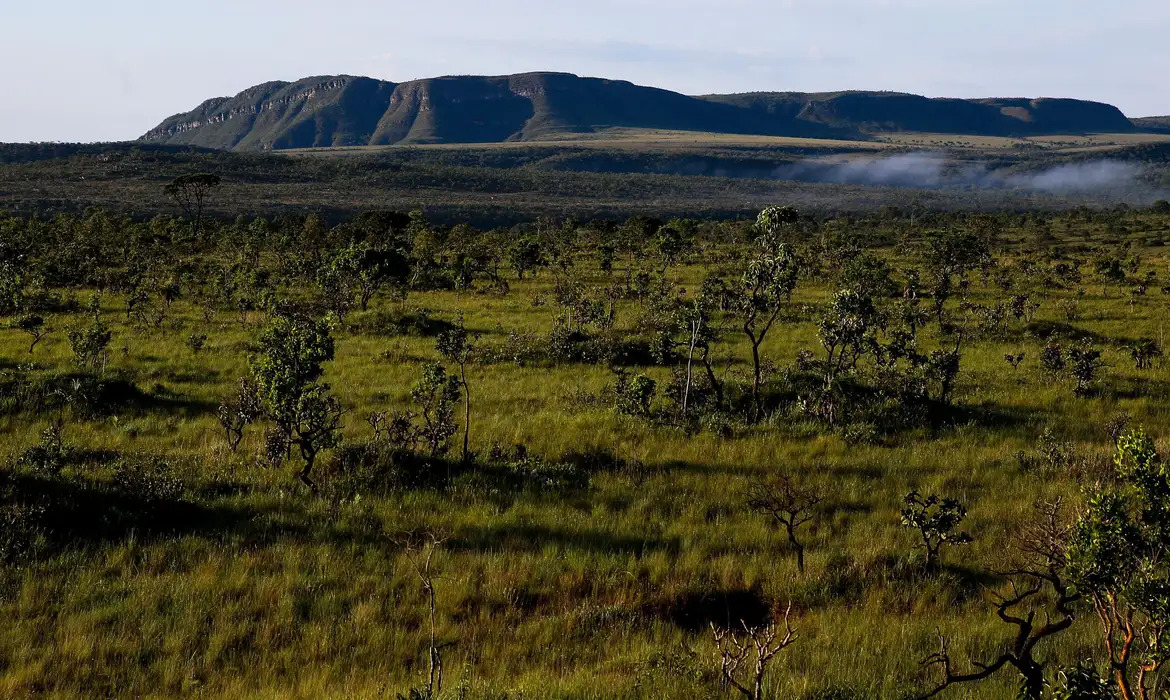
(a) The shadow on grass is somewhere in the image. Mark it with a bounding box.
[1013,319,1137,347]
[2,471,252,553]
[1090,376,1170,400]
[0,371,216,419]
[646,587,773,632]
[447,522,681,557]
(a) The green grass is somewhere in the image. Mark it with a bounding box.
[4,229,1170,698]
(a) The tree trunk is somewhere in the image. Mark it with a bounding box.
[1015,660,1044,700]
[787,527,805,574]
[461,364,471,463]
[750,336,763,421]
[683,319,699,415]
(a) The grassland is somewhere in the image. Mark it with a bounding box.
[3,135,1166,229]
[4,207,1170,698]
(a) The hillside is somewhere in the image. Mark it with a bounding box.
[140,73,1140,151]
[140,73,851,150]
[700,90,1136,136]
[1135,116,1170,134]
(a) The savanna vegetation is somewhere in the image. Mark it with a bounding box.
[7,189,1170,699]
[4,139,1170,228]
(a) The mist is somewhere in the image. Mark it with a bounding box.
[773,151,1157,197]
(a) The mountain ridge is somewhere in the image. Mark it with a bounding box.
[140,72,1143,151]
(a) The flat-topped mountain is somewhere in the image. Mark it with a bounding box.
[702,91,1137,136]
[140,72,1141,151]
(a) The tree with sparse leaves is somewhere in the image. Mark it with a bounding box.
[920,500,1079,700]
[710,604,799,700]
[746,473,823,574]
[163,173,220,236]
[436,315,477,463]
[733,207,801,421]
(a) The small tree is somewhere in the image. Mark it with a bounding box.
[436,316,478,463]
[164,173,220,236]
[812,289,884,422]
[901,491,973,571]
[613,369,656,418]
[15,314,51,353]
[185,333,207,355]
[411,363,461,458]
[250,313,341,489]
[1067,344,1107,397]
[395,532,453,700]
[735,207,801,421]
[1130,338,1163,370]
[67,315,111,372]
[710,604,799,700]
[355,244,410,311]
[746,473,824,574]
[921,229,993,325]
[508,238,544,280]
[216,377,263,452]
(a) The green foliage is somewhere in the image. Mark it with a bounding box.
[15,421,70,475]
[1051,662,1115,700]
[900,491,973,570]
[249,313,340,487]
[613,370,657,418]
[185,332,207,355]
[1068,427,1170,696]
[410,362,462,458]
[66,313,111,371]
[15,313,50,352]
[1130,337,1163,370]
[250,313,335,423]
[1067,343,1106,397]
[0,261,25,315]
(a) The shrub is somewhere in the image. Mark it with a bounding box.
[613,370,656,417]
[900,491,972,571]
[15,421,70,475]
[67,317,112,371]
[185,333,207,354]
[1040,342,1065,375]
[1130,338,1163,370]
[1067,344,1106,397]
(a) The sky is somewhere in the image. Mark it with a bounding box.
[2,0,1168,143]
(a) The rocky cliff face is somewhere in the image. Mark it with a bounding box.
[140,73,1140,151]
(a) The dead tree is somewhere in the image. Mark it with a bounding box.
[710,603,799,700]
[397,532,454,700]
[918,500,1079,700]
[746,474,823,574]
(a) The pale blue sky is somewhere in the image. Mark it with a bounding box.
[2,0,1168,142]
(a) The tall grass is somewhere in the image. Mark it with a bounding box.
[1,239,1168,698]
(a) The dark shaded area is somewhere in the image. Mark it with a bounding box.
[648,587,773,632]
[0,371,215,418]
[0,469,247,556]
[1017,319,1136,347]
[448,522,680,557]
[352,310,456,338]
